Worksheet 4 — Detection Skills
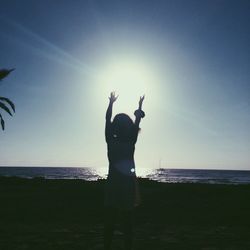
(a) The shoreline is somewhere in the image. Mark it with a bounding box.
[1,177,250,249]
[1,175,250,185]
[1,167,250,185]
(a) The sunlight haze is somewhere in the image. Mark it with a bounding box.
[0,0,249,172]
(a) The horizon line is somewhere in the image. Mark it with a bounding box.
[0,165,249,171]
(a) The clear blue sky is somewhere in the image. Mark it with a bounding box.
[0,0,249,174]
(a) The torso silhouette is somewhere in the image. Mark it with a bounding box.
[105,124,138,209]
[107,137,136,176]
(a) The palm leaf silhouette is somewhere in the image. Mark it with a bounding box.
[0,102,13,116]
[0,114,5,130]
[0,68,15,130]
[0,97,15,112]
[0,68,15,81]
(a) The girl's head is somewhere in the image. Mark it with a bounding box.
[112,113,137,140]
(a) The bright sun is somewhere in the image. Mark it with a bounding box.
[95,58,158,115]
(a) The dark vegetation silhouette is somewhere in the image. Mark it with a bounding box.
[0,68,15,130]
[104,92,145,250]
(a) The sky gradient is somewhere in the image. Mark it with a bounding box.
[0,0,249,174]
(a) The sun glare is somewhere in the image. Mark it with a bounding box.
[95,58,159,115]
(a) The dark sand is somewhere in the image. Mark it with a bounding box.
[0,177,250,250]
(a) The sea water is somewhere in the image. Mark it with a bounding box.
[0,166,250,184]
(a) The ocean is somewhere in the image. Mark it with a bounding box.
[0,167,250,184]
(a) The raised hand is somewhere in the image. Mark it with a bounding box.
[138,95,145,110]
[134,95,145,124]
[109,91,118,104]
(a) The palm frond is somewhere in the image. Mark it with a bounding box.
[0,101,13,116]
[0,68,15,81]
[0,114,5,130]
[0,97,15,112]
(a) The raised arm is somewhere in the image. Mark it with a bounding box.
[134,95,145,127]
[105,92,118,142]
[133,95,145,142]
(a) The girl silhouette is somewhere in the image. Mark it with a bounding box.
[104,92,145,250]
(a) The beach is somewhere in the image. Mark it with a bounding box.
[0,177,250,250]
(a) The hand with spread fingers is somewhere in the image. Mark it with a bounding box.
[138,95,145,110]
[109,91,118,104]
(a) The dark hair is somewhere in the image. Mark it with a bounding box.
[112,113,138,141]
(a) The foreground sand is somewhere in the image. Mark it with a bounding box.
[0,177,250,250]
